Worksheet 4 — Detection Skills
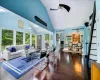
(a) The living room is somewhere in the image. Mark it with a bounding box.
[0,5,54,80]
[1,0,100,80]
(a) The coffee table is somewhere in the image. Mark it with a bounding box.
[24,49,43,63]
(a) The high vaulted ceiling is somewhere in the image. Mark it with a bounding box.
[0,0,54,32]
[41,0,95,29]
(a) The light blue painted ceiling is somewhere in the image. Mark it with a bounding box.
[0,0,54,32]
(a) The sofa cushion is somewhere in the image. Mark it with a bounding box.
[16,45,24,50]
[17,49,25,53]
[10,51,20,55]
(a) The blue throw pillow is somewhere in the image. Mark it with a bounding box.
[6,47,16,52]
[11,47,17,52]
[25,45,30,49]
[6,47,12,52]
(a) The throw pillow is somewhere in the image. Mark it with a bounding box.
[6,46,17,52]
[11,47,17,52]
[25,45,30,49]
[6,47,12,52]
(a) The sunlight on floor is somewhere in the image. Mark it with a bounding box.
[74,61,82,77]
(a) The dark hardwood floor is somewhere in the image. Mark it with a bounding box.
[34,51,90,80]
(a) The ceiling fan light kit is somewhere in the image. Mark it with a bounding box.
[50,0,71,12]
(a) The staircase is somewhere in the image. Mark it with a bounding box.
[87,1,97,66]
[89,23,97,62]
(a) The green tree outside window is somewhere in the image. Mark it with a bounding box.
[45,34,49,43]
[25,33,30,44]
[16,32,23,45]
[2,29,13,50]
[32,34,35,48]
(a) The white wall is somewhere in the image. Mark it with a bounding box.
[97,10,100,63]
[0,28,2,53]
[41,0,94,29]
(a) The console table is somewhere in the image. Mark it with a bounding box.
[63,48,82,54]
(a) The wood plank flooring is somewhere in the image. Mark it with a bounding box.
[34,52,90,80]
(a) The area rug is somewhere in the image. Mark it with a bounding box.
[1,56,45,79]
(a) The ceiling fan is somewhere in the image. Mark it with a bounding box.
[50,0,71,12]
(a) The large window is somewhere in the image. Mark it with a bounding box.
[45,34,49,43]
[32,34,35,47]
[25,33,30,44]
[16,32,23,45]
[2,29,13,49]
[66,36,72,42]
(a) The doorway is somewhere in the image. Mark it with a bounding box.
[37,35,42,49]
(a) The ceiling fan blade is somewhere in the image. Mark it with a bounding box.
[59,4,70,12]
[50,8,58,10]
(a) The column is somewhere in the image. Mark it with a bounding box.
[23,32,25,45]
[83,27,87,55]
[30,33,32,46]
[49,34,52,47]
[0,28,2,53]
[41,34,45,50]
[13,30,16,45]
[53,31,56,47]
[64,31,66,47]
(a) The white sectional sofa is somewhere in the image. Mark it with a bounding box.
[2,45,33,60]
